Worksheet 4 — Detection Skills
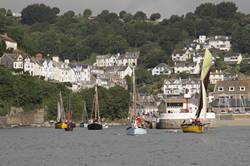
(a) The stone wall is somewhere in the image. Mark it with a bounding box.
[0,107,46,127]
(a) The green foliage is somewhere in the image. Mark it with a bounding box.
[0,40,6,55]
[80,86,130,120]
[21,4,60,25]
[150,13,161,21]
[83,9,92,18]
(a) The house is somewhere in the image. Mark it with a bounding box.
[95,51,139,67]
[117,51,139,66]
[210,79,250,113]
[0,53,16,68]
[224,52,242,65]
[13,54,24,69]
[162,78,200,97]
[151,63,172,75]
[0,33,17,50]
[23,56,35,76]
[138,95,158,114]
[95,53,118,67]
[171,49,191,62]
[174,61,200,74]
[41,59,54,80]
[53,59,75,83]
[163,97,199,114]
[69,64,91,83]
[209,70,224,84]
[208,35,231,51]
[116,66,133,79]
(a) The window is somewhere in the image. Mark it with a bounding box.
[240,86,245,91]
[218,87,224,91]
[229,86,235,91]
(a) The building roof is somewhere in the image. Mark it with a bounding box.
[0,33,16,43]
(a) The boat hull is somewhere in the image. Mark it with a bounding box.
[87,123,103,130]
[181,123,207,133]
[55,122,68,129]
[127,127,147,136]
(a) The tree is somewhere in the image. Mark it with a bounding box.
[232,28,250,53]
[83,9,92,18]
[150,13,161,21]
[21,4,60,25]
[134,11,147,21]
[194,3,217,18]
[216,2,237,19]
[119,10,127,19]
[6,9,12,16]
[0,40,6,55]
[63,10,75,18]
[0,8,6,15]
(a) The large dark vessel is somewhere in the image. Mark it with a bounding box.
[88,85,103,130]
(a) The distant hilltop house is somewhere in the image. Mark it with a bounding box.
[209,79,250,114]
[174,61,200,74]
[95,51,140,67]
[0,33,17,51]
[151,63,172,76]
[224,52,242,65]
[162,78,200,97]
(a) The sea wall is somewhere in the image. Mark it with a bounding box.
[0,107,46,128]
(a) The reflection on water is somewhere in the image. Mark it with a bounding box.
[0,126,250,166]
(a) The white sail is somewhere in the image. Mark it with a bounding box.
[57,101,61,122]
[199,82,207,119]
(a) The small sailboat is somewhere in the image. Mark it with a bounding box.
[127,67,147,136]
[80,100,89,128]
[87,85,103,130]
[181,49,213,133]
[64,95,76,131]
[55,92,68,129]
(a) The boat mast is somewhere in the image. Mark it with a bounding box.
[59,91,65,121]
[132,67,136,120]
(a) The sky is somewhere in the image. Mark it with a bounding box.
[1,0,250,18]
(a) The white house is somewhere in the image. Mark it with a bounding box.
[95,51,139,67]
[41,59,54,80]
[209,70,224,84]
[224,53,242,64]
[13,54,24,69]
[174,62,200,74]
[116,66,133,79]
[117,51,139,66]
[208,36,231,51]
[172,49,191,62]
[23,56,35,76]
[69,64,91,83]
[163,78,200,97]
[152,63,172,75]
[0,33,17,50]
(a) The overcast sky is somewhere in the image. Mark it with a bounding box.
[1,0,250,18]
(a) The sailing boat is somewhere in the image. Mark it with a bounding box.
[80,100,89,128]
[127,67,147,136]
[87,85,103,130]
[181,49,213,133]
[64,94,76,131]
[55,91,68,129]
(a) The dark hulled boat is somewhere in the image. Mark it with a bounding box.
[88,85,103,130]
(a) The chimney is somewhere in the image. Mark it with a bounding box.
[52,56,59,62]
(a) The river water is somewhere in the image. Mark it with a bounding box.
[0,126,250,166]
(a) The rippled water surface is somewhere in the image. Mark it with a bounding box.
[0,126,250,166]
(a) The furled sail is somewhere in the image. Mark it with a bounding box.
[195,49,213,119]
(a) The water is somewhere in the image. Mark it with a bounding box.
[0,126,250,166]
